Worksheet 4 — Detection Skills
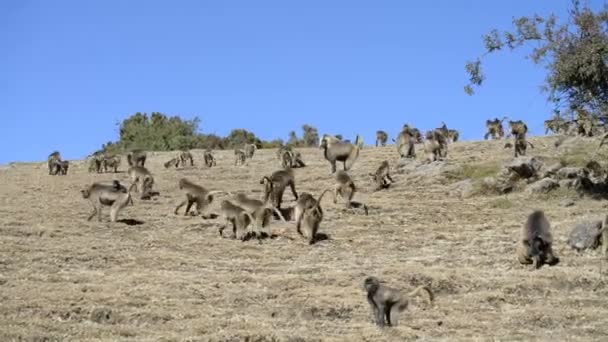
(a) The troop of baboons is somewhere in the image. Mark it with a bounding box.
[44,116,608,328]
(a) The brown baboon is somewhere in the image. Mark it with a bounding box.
[396,126,417,158]
[517,210,559,269]
[423,130,447,162]
[370,160,393,191]
[81,180,134,222]
[234,149,247,166]
[244,143,257,160]
[127,150,147,167]
[437,121,450,138]
[544,118,566,134]
[174,178,218,218]
[102,155,121,173]
[293,192,318,235]
[218,200,256,240]
[127,166,156,199]
[179,150,194,166]
[204,149,216,167]
[376,130,388,147]
[88,152,104,173]
[260,168,298,209]
[164,157,180,168]
[364,276,434,327]
[508,120,528,137]
[509,132,534,157]
[334,171,368,215]
[298,189,332,244]
[232,193,286,236]
[59,160,69,175]
[484,117,506,140]
[319,134,362,173]
[447,129,460,142]
[280,148,306,169]
[47,151,62,175]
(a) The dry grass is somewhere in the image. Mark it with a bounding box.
[1,136,608,341]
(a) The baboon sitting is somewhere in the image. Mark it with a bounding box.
[517,210,559,269]
[244,143,257,161]
[447,129,459,142]
[364,276,433,327]
[281,148,306,169]
[298,189,332,244]
[334,171,368,215]
[376,130,388,147]
[81,180,134,222]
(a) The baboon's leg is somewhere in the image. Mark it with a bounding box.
[295,209,304,235]
[532,255,541,269]
[276,191,284,209]
[331,160,337,173]
[109,197,128,222]
[193,199,203,216]
[603,230,608,259]
[97,204,103,222]
[184,200,194,216]
[289,181,298,200]
[174,200,188,215]
[87,206,98,221]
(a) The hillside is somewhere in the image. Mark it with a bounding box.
[1,135,608,341]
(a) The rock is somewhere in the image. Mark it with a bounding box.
[452,179,474,198]
[482,176,513,195]
[555,167,588,180]
[559,179,575,189]
[90,307,115,324]
[507,157,543,179]
[527,178,559,194]
[559,199,575,207]
[541,163,563,178]
[567,220,603,251]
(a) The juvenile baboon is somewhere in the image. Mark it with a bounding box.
[174,178,218,218]
[517,210,559,269]
[423,130,448,162]
[81,180,134,222]
[127,166,155,199]
[127,150,147,167]
[260,168,298,209]
[234,149,247,166]
[510,132,534,157]
[164,157,180,169]
[376,130,388,147]
[371,160,393,191]
[47,151,62,175]
[319,134,362,173]
[59,160,69,175]
[102,155,121,173]
[508,120,528,137]
[244,143,257,160]
[232,193,286,236]
[298,189,332,244]
[484,117,506,140]
[281,148,306,169]
[218,200,256,240]
[179,150,194,166]
[333,171,368,215]
[88,152,104,173]
[364,276,433,327]
[396,126,417,158]
[204,149,216,167]
[447,129,460,142]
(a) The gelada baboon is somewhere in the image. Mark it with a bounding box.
[81,180,134,222]
[508,120,528,137]
[376,130,388,147]
[47,151,62,175]
[396,126,417,158]
[218,200,256,240]
[319,134,363,173]
[244,143,257,160]
[423,130,448,162]
[88,152,105,173]
[334,171,368,215]
[298,189,332,244]
[179,150,194,166]
[280,148,306,169]
[544,117,566,134]
[204,149,216,167]
[59,160,69,175]
[484,117,506,140]
[127,149,147,167]
[232,193,286,236]
[234,149,247,166]
[517,210,559,269]
[370,160,393,191]
[174,178,221,218]
[602,215,608,259]
[164,157,180,169]
[127,166,155,199]
[447,129,460,142]
[102,155,121,173]
[364,276,433,327]
[261,168,298,209]
[506,132,534,157]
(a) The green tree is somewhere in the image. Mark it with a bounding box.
[287,130,299,146]
[465,0,608,115]
[117,112,200,151]
[222,129,260,149]
[301,124,319,147]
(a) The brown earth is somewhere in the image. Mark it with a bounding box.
[1,136,608,341]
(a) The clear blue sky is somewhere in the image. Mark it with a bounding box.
[0,0,595,163]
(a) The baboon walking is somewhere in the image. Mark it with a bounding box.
[81,180,134,222]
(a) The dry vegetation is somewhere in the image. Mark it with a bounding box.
[2,135,608,341]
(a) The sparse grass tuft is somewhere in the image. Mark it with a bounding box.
[446,161,501,182]
[487,197,513,209]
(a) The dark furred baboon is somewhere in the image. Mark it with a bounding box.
[376,130,388,147]
[260,168,298,209]
[319,134,362,173]
[204,149,216,167]
[508,120,528,137]
[174,178,217,218]
[179,150,194,166]
[102,155,121,173]
[81,180,134,222]
[484,117,506,140]
[127,150,147,167]
[334,171,368,215]
[364,276,433,327]
[58,160,69,175]
[396,126,417,158]
[218,200,255,240]
[507,132,534,157]
[517,210,559,269]
[298,189,332,244]
[47,151,62,175]
[371,160,393,191]
[127,166,155,199]
[423,130,448,162]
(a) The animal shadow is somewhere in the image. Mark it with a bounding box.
[117,218,145,226]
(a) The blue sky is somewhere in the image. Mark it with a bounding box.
[0,0,592,163]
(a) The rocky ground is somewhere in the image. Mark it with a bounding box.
[1,135,608,341]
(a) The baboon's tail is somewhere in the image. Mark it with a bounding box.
[408,285,434,304]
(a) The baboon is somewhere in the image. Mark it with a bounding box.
[484,117,506,140]
[376,130,388,147]
[174,178,219,218]
[281,148,306,169]
[508,120,528,137]
[333,171,368,215]
[47,151,62,175]
[164,157,180,169]
[204,149,216,167]
[179,150,194,166]
[127,166,155,199]
[364,276,433,327]
[127,150,147,167]
[59,160,69,175]
[396,127,417,158]
[244,143,257,160]
[447,129,460,142]
[602,215,608,259]
[81,180,134,222]
[319,134,362,173]
[509,132,534,157]
[436,121,450,138]
[371,160,393,191]
[260,168,298,209]
[232,193,286,236]
[298,189,332,244]
[544,118,566,134]
[293,192,318,234]
[423,130,447,162]
[234,149,247,166]
[218,200,256,240]
[88,152,104,173]
[102,155,121,173]
[517,210,559,269]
